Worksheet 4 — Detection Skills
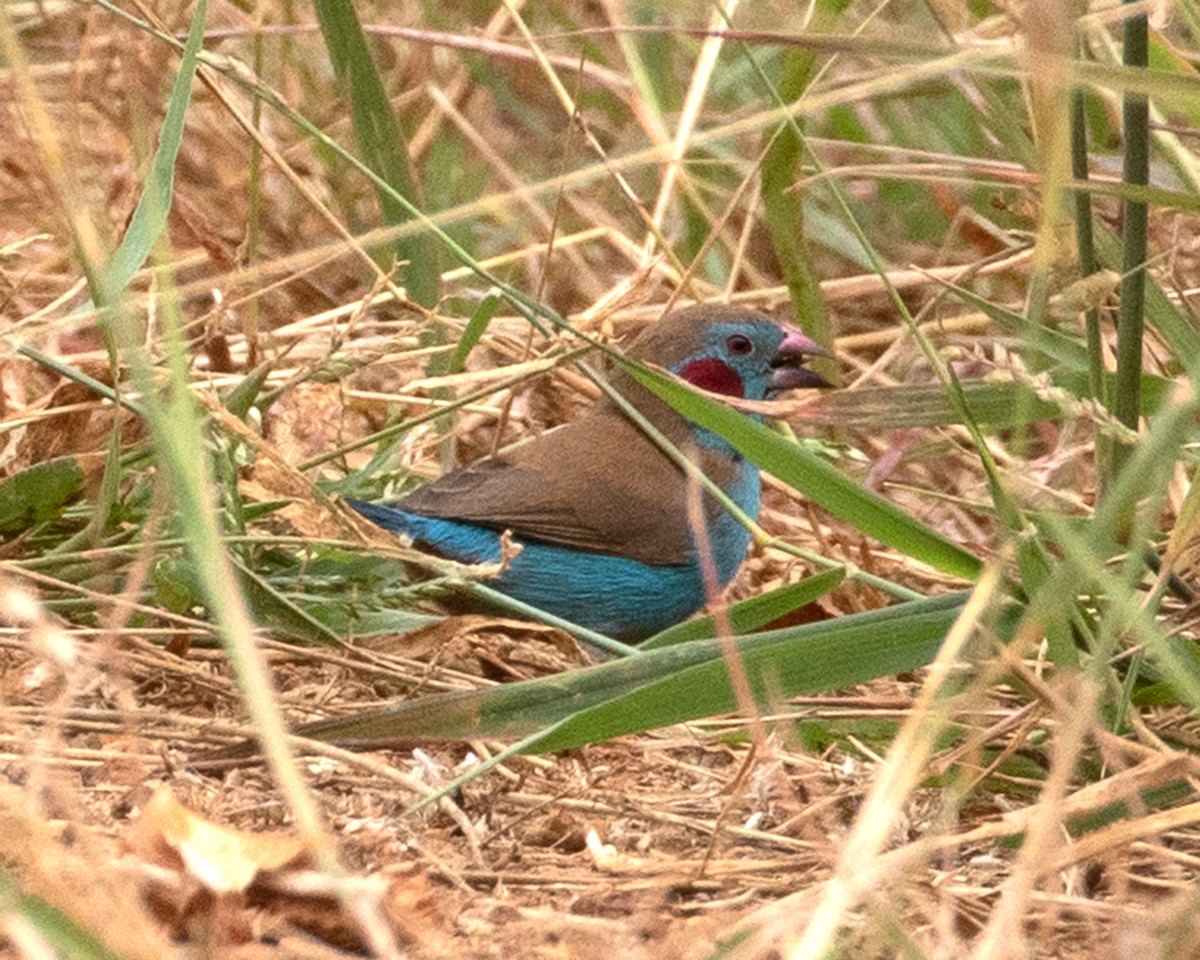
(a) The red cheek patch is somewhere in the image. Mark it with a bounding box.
[678,358,745,397]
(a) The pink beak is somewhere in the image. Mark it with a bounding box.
[769,326,834,392]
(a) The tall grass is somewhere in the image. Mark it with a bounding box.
[2,0,1199,956]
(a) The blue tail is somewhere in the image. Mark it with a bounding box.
[345,499,504,565]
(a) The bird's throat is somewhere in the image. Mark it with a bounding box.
[677,357,744,397]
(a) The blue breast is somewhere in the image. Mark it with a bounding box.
[706,456,759,585]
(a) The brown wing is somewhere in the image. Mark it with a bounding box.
[399,411,698,566]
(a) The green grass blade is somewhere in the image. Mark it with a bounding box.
[313,0,439,306]
[101,0,205,297]
[794,379,1062,429]
[640,568,846,650]
[529,593,968,753]
[0,868,129,960]
[622,362,983,582]
[760,23,840,378]
[1070,41,1109,480]
[1094,223,1200,361]
[217,591,969,755]
[448,291,503,374]
[1111,2,1151,483]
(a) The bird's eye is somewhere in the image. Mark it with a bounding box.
[726,334,753,355]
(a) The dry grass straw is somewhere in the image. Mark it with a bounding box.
[2,1,1200,958]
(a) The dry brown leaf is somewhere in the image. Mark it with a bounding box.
[126,787,308,893]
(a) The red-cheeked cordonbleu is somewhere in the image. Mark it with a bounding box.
[347,305,832,640]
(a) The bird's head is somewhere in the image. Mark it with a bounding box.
[625,304,833,401]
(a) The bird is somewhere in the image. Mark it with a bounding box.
[346,304,832,641]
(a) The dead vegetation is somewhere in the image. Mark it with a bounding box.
[2,1,1200,958]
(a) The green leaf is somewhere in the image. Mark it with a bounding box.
[622,362,983,582]
[530,592,967,753]
[0,457,85,533]
[1094,224,1200,366]
[313,0,439,306]
[305,602,441,637]
[152,555,200,615]
[103,0,207,299]
[234,559,344,646]
[640,568,845,649]
[758,0,847,380]
[930,275,1173,413]
[224,361,273,421]
[792,379,1061,429]
[207,591,969,756]
[448,292,502,374]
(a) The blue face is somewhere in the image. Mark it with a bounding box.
[671,320,785,400]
